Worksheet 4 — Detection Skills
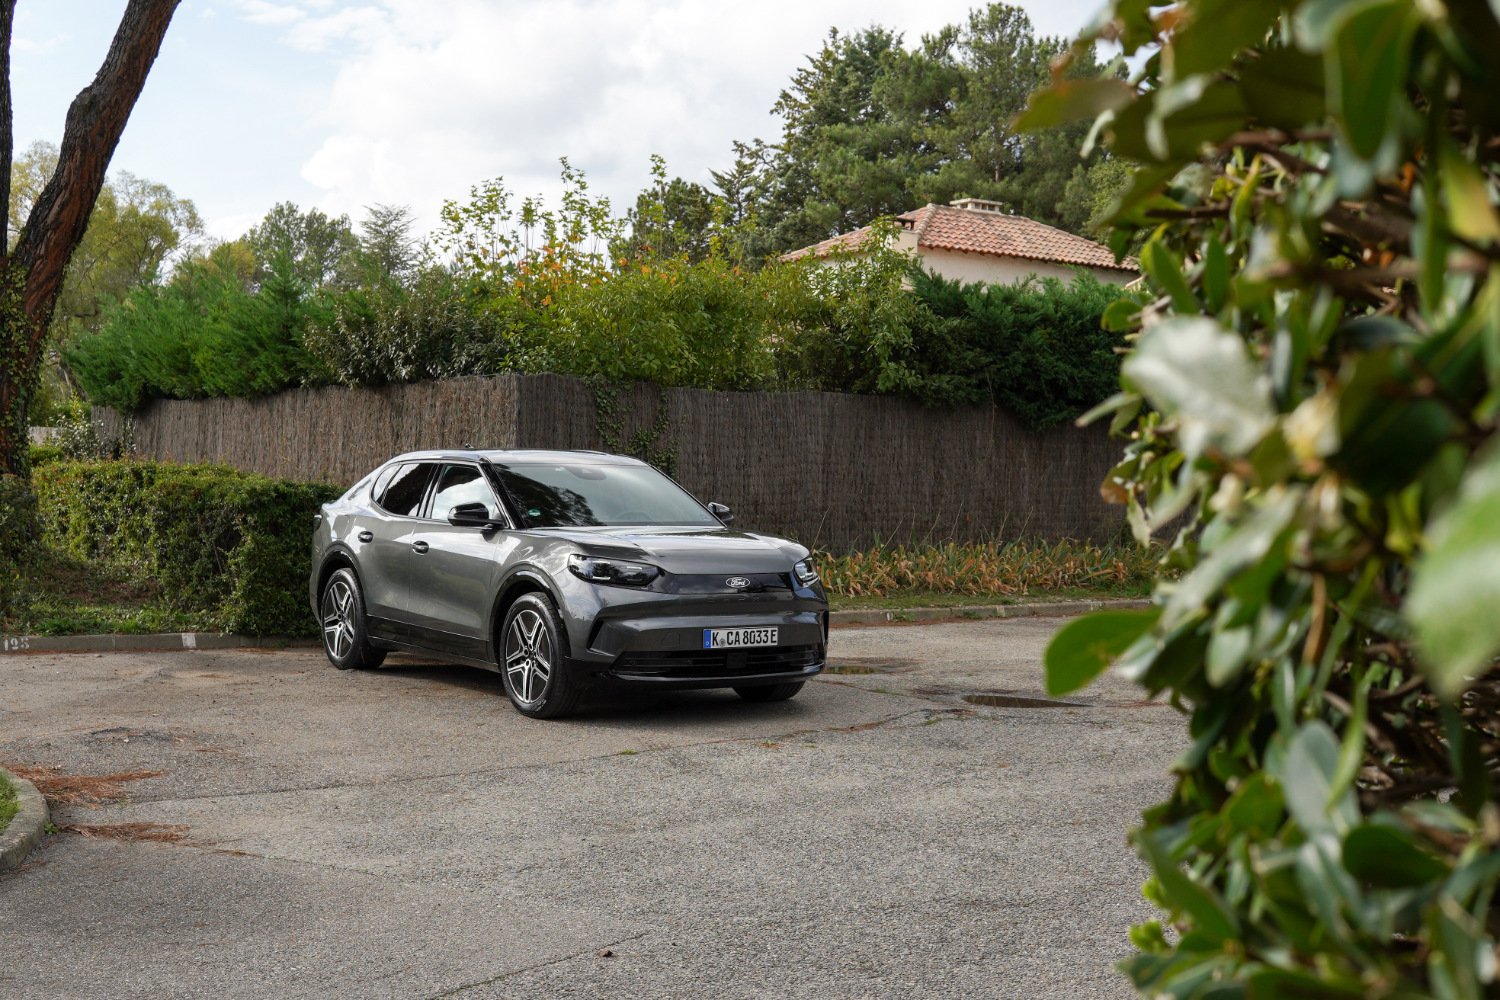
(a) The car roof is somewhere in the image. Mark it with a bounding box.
[382,448,646,467]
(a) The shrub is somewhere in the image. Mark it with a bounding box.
[900,270,1135,429]
[33,461,341,635]
[67,256,324,410]
[0,474,40,619]
[27,443,64,467]
[302,269,513,387]
[1030,1,1500,995]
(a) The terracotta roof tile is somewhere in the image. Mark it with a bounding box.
[780,226,873,261]
[901,204,1135,272]
[781,203,1137,273]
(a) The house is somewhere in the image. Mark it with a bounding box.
[781,198,1138,287]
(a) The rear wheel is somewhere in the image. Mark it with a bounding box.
[734,681,805,703]
[500,593,582,719]
[319,568,386,670]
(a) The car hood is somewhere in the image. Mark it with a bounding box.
[534,525,808,575]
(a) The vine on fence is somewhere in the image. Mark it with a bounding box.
[587,377,677,475]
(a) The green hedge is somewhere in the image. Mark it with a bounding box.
[0,475,40,618]
[32,461,341,636]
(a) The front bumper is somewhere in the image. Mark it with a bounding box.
[567,608,828,689]
[551,570,828,690]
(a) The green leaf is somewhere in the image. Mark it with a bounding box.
[1342,823,1451,888]
[1015,77,1136,132]
[1168,0,1283,79]
[1236,46,1328,132]
[1326,0,1419,162]
[1273,722,1359,836]
[1201,234,1229,313]
[1141,237,1199,313]
[1223,773,1283,836]
[1408,444,1500,697]
[1136,828,1241,944]
[1440,141,1500,244]
[1101,296,1143,333]
[1123,317,1276,459]
[1205,624,1253,687]
[1044,608,1161,696]
[1162,490,1300,631]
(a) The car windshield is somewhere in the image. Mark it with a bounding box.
[496,463,719,528]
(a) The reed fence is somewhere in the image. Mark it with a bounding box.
[94,373,1125,551]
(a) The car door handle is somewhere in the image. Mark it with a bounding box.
[357,530,373,543]
[412,541,429,554]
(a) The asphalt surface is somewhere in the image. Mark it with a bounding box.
[0,619,1182,999]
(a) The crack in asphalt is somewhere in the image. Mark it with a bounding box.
[421,932,651,1000]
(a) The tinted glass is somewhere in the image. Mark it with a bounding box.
[369,465,398,503]
[432,464,500,520]
[377,462,436,517]
[498,463,717,528]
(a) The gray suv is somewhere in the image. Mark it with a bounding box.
[309,450,828,717]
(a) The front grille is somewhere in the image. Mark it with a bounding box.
[611,644,823,679]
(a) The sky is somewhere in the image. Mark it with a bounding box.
[14,0,1108,243]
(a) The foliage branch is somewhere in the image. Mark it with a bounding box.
[1026,1,1500,995]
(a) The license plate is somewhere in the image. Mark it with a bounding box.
[703,627,779,649]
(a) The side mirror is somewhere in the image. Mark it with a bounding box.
[707,501,734,525]
[448,502,500,529]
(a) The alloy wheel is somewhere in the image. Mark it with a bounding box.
[321,579,356,661]
[505,608,553,705]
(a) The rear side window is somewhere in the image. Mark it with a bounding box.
[377,462,436,517]
[369,465,399,503]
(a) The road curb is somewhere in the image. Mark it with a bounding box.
[829,598,1151,626]
[0,632,318,656]
[0,767,49,873]
[0,601,1150,653]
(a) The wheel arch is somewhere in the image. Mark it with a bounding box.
[488,568,568,661]
[315,546,360,602]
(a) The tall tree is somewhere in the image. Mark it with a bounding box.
[243,201,358,291]
[727,3,1125,256]
[353,203,417,285]
[9,140,201,418]
[0,0,181,477]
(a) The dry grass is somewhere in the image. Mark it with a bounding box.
[4,765,163,808]
[61,822,188,843]
[814,539,1160,599]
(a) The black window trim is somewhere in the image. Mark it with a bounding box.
[421,461,512,528]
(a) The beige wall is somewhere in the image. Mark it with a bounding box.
[915,246,1135,287]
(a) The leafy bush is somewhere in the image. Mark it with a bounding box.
[0,474,40,619]
[67,255,325,410]
[302,269,512,387]
[897,269,1135,428]
[1029,1,1500,995]
[33,461,340,635]
[27,443,63,467]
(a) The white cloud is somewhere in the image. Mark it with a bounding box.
[233,0,1106,235]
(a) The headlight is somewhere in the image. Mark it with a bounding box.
[793,558,819,586]
[569,553,660,587]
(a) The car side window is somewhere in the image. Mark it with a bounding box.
[377,462,437,518]
[431,464,501,521]
[369,464,398,504]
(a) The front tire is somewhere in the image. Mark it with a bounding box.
[500,593,582,719]
[319,568,386,670]
[734,682,805,703]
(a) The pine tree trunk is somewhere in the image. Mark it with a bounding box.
[0,0,179,479]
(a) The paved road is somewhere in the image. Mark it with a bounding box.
[0,619,1180,999]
